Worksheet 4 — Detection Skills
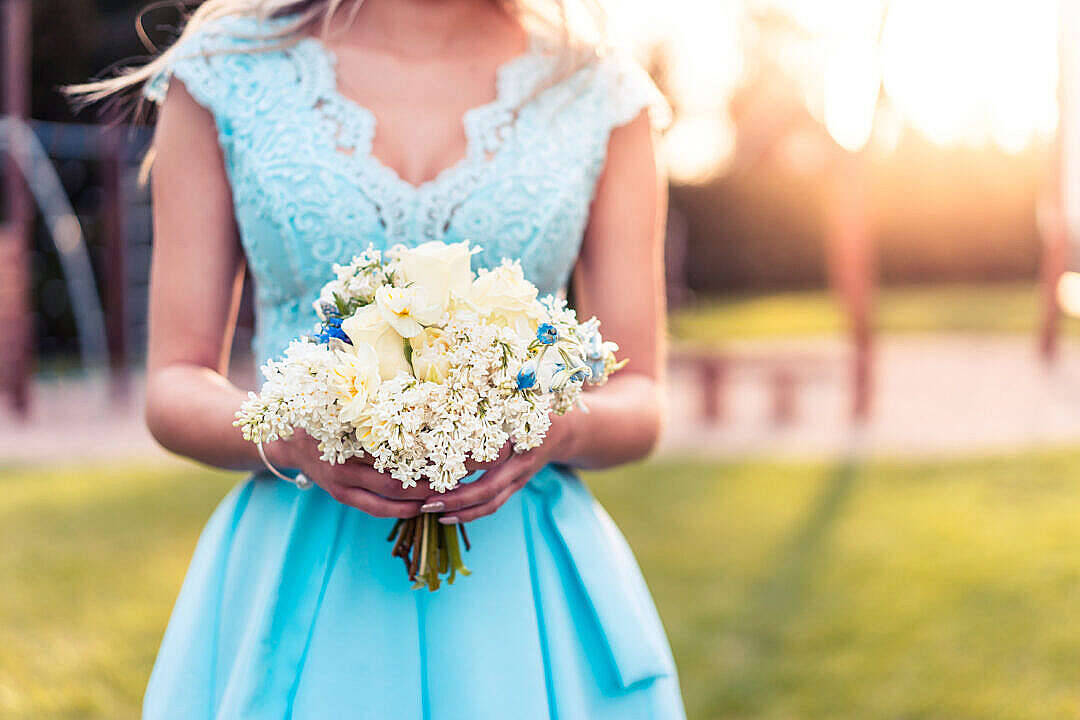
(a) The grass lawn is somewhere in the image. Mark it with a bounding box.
[4,451,1080,718]
[670,281,1080,343]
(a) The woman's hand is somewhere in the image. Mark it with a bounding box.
[419,413,579,524]
[267,432,427,519]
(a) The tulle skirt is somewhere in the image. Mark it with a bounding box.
[142,465,686,719]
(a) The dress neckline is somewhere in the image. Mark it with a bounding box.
[294,31,547,195]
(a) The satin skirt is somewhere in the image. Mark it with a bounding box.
[142,465,686,719]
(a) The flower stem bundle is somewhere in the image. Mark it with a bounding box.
[388,516,471,591]
[235,241,623,590]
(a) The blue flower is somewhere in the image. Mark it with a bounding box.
[536,323,558,346]
[325,315,343,328]
[583,330,604,358]
[587,357,606,382]
[545,361,589,391]
[516,363,538,390]
[322,324,352,344]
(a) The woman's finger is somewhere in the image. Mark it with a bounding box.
[347,453,376,467]
[441,471,532,523]
[463,441,513,473]
[335,463,430,500]
[425,453,535,513]
[421,462,516,513]
[328,482,423,519]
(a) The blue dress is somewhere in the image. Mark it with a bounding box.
[142,15,685,720]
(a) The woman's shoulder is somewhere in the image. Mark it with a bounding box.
[143,13,299,109]
[588,48,672,132]
[172,13,295,57]
[529,38,672,137]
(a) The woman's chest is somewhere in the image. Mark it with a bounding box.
[231,126,598,303]
[220,45,611,301]
[331,50,507,189]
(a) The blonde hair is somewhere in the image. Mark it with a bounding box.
[69,0,607,111]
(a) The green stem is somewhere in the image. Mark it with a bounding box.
[389,515,473,590]
[407,517,423,581]
[417,513,431,585]
[446,522,472,578]
[386,518,404,542]
[424,515,442,591]
[437,523,450,574]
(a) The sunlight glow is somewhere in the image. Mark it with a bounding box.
[879,0,1058,153]
[1057,272,1080,318]
[611,0,1058,178]
[611,0,744,182]
[824,38,881,152]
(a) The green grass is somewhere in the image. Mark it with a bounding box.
[6,452,1080,718]
[671,282,1080,343]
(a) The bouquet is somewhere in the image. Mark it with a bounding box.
[235,241,624,590]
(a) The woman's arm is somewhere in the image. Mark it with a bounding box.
[423,110,667,521]
[144,78,254,469]
[558,108,668,468]
[145,80,425,517]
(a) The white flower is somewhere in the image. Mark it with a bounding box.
[313,249,388,319]
[374,284,443,338]
[341,304,412,380]
[395,240,474,311]
[330,342,381,425]
[236,242,626,495]
[353,408,388,455]
[410,326,453,383]
[535,349,588,393]
[468,261,541,337]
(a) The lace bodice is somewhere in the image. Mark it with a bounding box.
[146,15,670,364]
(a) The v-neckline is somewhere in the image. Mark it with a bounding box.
[296,31,542,195]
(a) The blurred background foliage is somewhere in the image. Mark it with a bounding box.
[26,1,1052,341]
[676,143,1045,294]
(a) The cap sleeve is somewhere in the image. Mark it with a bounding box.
[596,50,673,133]
[142,15,273,114]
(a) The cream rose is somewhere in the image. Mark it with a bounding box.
[409,327,453,383]
[330,343,381,425]
[468,262,541,337]
[373,284,443,339]
[395,240,474,312]
[341,304,412,380]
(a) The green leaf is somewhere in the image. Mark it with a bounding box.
[333,292,348,316]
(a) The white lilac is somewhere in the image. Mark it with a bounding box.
[235,241,624,494]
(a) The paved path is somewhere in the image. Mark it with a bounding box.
[0,374,163,465]
[663,334,1080,458]
[5,334,1080,464]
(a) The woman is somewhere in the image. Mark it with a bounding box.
[78,0,684,717]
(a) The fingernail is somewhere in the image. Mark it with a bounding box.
[438,516,460,524]
[420,501,445,513]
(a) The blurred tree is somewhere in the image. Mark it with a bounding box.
[669,4,1045,294]
[31,0,161,122]
[30,0,100,121]
[24,0,1051,318]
